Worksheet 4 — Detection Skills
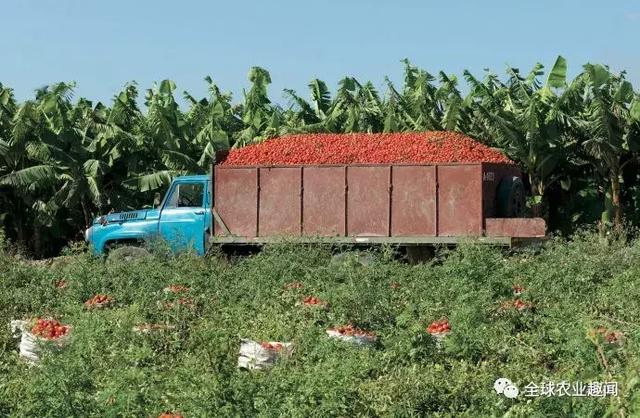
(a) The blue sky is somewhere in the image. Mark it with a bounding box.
[2,0,640,106]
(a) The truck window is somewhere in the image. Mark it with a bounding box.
[165,183,204,208]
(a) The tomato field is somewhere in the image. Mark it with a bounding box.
[1,232,640,416]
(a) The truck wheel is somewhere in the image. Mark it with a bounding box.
[106,245,152,264]
[405,246,434,264]
[330,251,375,267]
[497,176,525,218]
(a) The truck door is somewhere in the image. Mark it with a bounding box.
[158,181,207,255]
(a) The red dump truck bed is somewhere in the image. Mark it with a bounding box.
[210,161,545,246]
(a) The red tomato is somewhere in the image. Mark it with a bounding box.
[427,318,451,335]
[85,294,114,308]
[31,318,69,340]
[221,132,512,166]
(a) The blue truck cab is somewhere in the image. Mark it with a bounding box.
[85,175,212,256]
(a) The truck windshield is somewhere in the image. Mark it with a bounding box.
[165,183,204,208]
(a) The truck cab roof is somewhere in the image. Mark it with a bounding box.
[174,175,209,182]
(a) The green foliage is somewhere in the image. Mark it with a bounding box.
[0,234,639,416]
[2,57,640,256]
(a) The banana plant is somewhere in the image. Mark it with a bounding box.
[184,77,235,167]
[281,79,333,133]
[466,57,575,217]
[578,64,640,228]
[235,67,276,147]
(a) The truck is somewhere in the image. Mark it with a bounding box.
[85,174,214,257]
[84,152,546,259]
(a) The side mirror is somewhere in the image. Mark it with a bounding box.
[153,192,162,209]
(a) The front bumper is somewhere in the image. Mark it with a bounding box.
[84,226,93,242]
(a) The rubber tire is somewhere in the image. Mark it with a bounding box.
[330,252,375,267]
[106,245,152,264]
[496,176,525,218]
[405,246,434,265]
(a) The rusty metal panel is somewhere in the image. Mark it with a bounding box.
[258,167,302,236]
[347,166,390,236]
[391,166,436,236]
[437,165,483,236]
[302,167,346,236]
[481,163,521,218]
[214,167,258,237]
[485,218,546,237]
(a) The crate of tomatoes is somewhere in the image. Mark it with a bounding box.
[326,325,377,345]
[237,338,293,371]
[10,318,71,363]
[84,294,115,309]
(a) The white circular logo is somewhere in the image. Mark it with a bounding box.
[494,378,519,398]
[494,378,512,394]
[503,384,519,399]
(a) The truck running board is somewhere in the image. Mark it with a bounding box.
[210,235,515,246]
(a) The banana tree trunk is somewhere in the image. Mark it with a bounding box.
[33,224,43,258]
[14,200,26,248]
[529,174,545,219]
[610,171,622,228]
[531,198,543,218]
[81,200,91,229]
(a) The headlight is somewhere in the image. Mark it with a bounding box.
[84,227,92,242]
